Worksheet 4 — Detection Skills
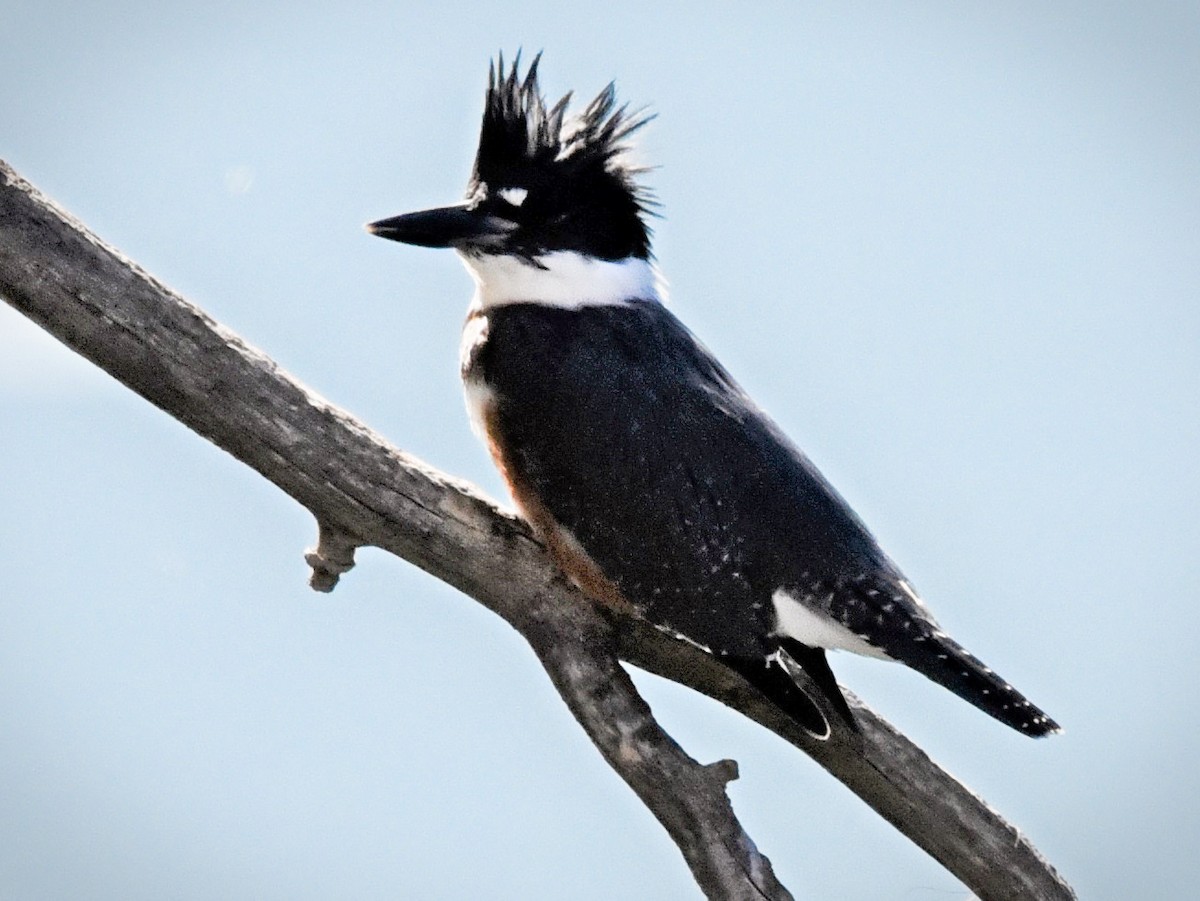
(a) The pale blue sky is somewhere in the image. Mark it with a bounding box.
[2,2,1198,898]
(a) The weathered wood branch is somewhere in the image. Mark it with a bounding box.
[0,159,1075,901]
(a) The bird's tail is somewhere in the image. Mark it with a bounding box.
[799,572,1062,737]
[888,631,1061,737]
[732,633,1060,739]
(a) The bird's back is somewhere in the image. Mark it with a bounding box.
[465,297,1060,736]
[468,299,899,650]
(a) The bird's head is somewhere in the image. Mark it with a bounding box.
[368,53,655,269]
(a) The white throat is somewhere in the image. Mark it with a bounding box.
[459,250,665,310]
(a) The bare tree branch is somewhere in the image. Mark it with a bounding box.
[0,159,1075,901]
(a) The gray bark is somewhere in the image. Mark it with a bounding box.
[0,159,1076,901]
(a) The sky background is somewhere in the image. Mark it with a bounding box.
[2,2,1198,898]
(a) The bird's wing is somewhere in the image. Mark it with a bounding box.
[477,299,908,657]
[474,299,1060,736]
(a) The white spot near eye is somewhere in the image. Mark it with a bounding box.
[497,186,528,207]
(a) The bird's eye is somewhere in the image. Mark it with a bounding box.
[496,186,529,208]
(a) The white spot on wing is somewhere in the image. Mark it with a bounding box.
[655,624,712,655]
[460,250,666,309]
[898,579,931,612]
[770,588,893,660]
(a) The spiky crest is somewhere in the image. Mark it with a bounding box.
[467,52,655,261]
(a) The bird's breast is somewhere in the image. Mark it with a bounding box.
[459,306,634,613]
[460,308,493,441]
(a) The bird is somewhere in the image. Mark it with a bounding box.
[367,54,1060,740]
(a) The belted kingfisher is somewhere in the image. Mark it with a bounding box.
[368,55,1060,739]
